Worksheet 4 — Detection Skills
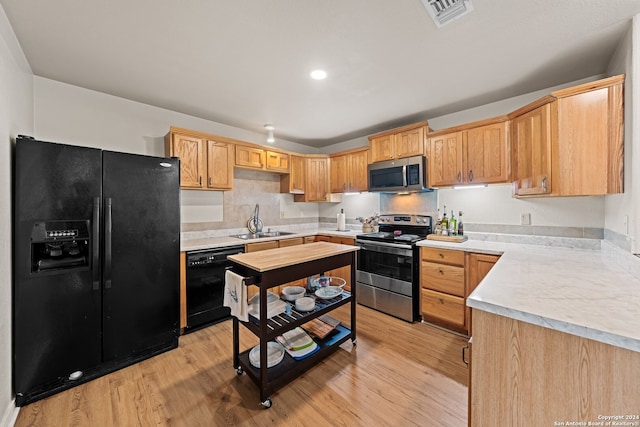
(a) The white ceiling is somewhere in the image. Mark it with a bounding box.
[2,0,640,147]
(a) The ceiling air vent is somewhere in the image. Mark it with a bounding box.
[421,0,474,28]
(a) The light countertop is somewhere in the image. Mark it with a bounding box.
[417,237,640,352]
[181,228,361,252]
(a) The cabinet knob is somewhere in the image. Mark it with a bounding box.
[439,253,444,258]
[438,268,444,275]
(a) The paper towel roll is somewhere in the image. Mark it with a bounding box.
[337,212,346,231]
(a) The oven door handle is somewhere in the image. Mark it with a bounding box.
[355,240,413,255]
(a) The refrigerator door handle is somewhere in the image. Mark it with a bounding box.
[92,197,101,290]
[105,197,112,289]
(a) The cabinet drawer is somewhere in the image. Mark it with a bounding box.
[279,237,304,247]
[421,289,465,328]
[245,241,278,252]
[421,247,465,266]
[421,262,465,297]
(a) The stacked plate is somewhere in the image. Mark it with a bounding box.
[249,341,285,368]
[248,291,286,319]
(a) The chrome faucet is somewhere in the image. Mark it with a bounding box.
[248,203,263,233]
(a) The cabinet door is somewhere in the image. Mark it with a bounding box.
[266,151,289,173]
[348,151,369,191]
[370,134,394,162]
[429,131,464,187]
[329,155,348,193]
[466,253,499,334]
[235,145,265,169]
[305,157,328,202]
[206,140,233,190]
[281,155,305,194]
[554,85,623,195]
[511,103,552,196]
[466,122,508,184]
[172,133,204,188]
[395,126,425,159]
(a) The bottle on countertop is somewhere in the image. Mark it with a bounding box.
[457,211,464,236]
[449,210,457,236]
[434,208,441,235]
[441,205,449,235]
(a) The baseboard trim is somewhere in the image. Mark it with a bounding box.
[0,399,19,427]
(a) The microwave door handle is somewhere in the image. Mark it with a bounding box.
[402,165,407,187]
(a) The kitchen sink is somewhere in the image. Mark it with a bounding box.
[231,231,296,240]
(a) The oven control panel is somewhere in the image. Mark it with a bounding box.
[377,214,432,226]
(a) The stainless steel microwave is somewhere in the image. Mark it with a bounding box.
[368,155,430,193]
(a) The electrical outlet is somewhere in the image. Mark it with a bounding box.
[520,213,531,225]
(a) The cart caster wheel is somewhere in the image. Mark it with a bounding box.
[261,398,272,409]
[352,338,357,346]
[235,366,243,375]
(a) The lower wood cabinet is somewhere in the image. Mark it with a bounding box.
[420,247,499,335]
[470,310,640,426]
[421,288,465,329]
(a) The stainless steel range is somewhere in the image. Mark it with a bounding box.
[355,214,432,322]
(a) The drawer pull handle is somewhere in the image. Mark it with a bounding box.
[438,298,444,304]
[438,268,444,275]
[462,344,469,365]
[438,253,444,258]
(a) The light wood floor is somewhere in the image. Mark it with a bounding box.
[15,305,469,427]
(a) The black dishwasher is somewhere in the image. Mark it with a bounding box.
[185,245,245,332]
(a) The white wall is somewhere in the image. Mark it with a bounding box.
[33,77,319,224]
[605,15,637,253]
[0,4,33,425]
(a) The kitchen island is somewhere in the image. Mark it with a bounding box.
[417,237,640,425]
[227,241,359,408]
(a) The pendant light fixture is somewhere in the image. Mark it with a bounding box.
[264,124,275,143]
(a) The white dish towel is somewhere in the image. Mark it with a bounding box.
[224,270,248,322]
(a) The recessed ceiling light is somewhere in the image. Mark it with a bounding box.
[310,70,327,80]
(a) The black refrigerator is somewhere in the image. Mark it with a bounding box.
[13,136,180,406]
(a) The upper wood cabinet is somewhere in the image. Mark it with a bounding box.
[235,145,265,169]
[280,155,305,194]
[294,156,329,202]
[428,131,464,187]
[428,119,509,187]
[235,145,290,173]
[206,140,234,190]
[550,75,624,196]
[266,151,289,172]
[509,74,624,198]
[165,129,233,190]
[509,100,553,196]
[330,148,368,193]
[369,123,427,163]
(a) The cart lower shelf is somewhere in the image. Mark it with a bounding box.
[236,325,354,401]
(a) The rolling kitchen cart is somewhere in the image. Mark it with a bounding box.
[228,242,358,408]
